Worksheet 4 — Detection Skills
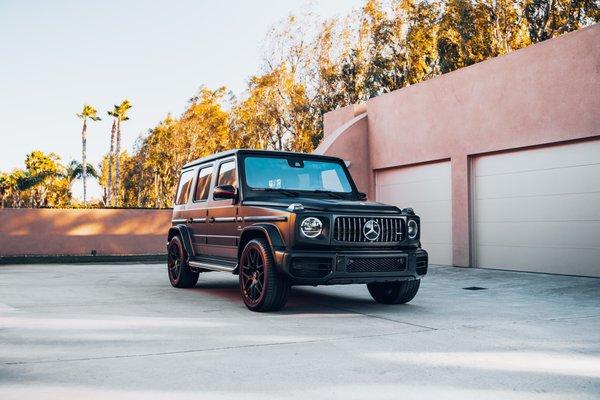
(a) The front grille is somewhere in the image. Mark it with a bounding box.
[333,216,404,243]
[346,257,407,273]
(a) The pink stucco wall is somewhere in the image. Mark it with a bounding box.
[318,24,600,267]
[0,209,172,256]
[323,103,367,138]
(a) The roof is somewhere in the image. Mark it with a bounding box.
[182,149,343,169]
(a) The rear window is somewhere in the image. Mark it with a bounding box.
[194,166,213,201]
[175,169,194,205]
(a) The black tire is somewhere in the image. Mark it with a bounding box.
[167,236,199,288]
[239,238,289,312]
[367,280,420,304]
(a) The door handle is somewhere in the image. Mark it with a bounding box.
[208,216,215,223]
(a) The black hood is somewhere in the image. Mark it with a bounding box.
[242,195,401,214]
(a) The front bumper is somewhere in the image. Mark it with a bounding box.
[274,248,428,285]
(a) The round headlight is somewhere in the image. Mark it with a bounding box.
[407,219,418,239]
[300,217,322,238]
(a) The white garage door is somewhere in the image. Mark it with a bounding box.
[473,140,600,277]
[376,161,452,265]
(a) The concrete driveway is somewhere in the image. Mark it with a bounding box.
[0,263,599,399]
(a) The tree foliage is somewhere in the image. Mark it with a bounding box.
[0,151,79,208]
[2,0,597,208]
[104,0,597,208]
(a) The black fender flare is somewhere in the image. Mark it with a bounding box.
[237,224,285,261]
[167,225,194,259]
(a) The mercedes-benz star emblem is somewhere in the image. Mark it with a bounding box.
[363,219,381,241]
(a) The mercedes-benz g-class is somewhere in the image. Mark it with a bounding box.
[167,149,428,312]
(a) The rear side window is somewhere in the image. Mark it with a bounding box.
[217,160,237,187]
[175,169,194,205]
[194,165,213,201]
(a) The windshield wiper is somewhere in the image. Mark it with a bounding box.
[253,188,299,197]
[313,190,345,199]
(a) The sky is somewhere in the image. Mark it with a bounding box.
[0,0,363,199]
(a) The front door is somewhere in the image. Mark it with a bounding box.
[205,158,239,259]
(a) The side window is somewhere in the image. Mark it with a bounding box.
[217,160,237,187]
[194,165,213,201]
[175,169,194,205]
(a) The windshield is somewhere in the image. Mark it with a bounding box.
[244,156,353,193]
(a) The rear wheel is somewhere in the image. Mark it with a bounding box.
[167,236,199,288]
[239,238,289,312]
[367,280,420,304]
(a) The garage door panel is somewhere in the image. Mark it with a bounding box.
[477,245,600,277]
[379,180,451,202]
[476,221,600,249]
[425,244,453,266]
[420,221,453,245]
[476,192,600,222]
[475,140,600,175]
[475,163,600,199]
[377,162,451,185]
[474,140,600,277]
[377,161,452,266]
[405,201,452,223]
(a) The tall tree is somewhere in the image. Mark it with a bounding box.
[397,0,440,85]
[524,0,599,42]
[76,104,100,205]
[108,100,131,206]
[105,118,117,205]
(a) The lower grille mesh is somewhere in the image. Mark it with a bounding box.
[346,257,406,273]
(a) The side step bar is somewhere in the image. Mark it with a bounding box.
[188,260,237,273]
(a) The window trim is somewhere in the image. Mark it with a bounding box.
[215,158,238,188]
[242,155,354,194]
[192,163,214,203]
[211,157,238,203]
[174,168,196,206]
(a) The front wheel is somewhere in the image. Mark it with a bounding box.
[367,280,420,304]
[239,238,289,312]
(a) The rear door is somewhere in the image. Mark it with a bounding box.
[172,168,196,250]
[187,163,213,256]
[205,158,239,259]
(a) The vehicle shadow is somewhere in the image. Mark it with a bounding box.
[189,276,420,315]
[191,279,241,303]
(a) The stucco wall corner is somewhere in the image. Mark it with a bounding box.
[315,113,372,197]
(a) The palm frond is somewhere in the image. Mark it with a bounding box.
[78,104,101,121]
[16,172,53,191]
[66,160,99,180]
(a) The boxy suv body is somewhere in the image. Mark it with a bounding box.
[167,149,428,311]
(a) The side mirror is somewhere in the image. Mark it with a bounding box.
[213,184,237,200]
[358,192,367,201]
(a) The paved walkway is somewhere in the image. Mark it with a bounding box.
[1,263,599,399]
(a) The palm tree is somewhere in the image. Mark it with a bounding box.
[106,117,117,205]
[77,105,101,205]
[107,100,131,206]
[65,160,99,187]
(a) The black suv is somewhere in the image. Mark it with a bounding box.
[167,149,428,311]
